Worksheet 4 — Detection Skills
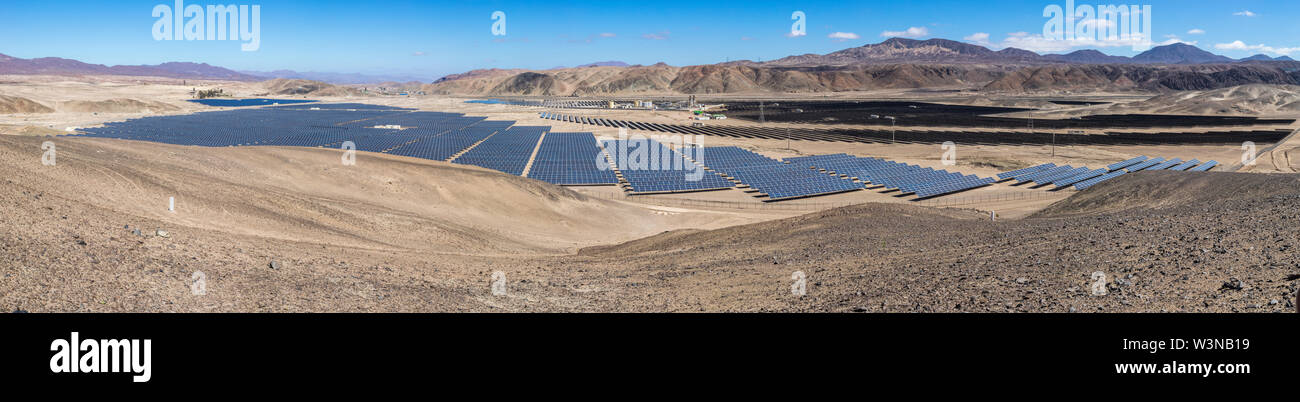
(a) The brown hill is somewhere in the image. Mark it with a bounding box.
[425,64,1010,96]
[263,78,362,97]
[58,98,180,113]
[985,64,1300,92]
[0,94,54,113]
[1110,84,1300,115]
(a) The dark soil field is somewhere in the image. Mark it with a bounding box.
[723,100,1296,129]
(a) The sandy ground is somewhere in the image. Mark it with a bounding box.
[3,75,1298,312]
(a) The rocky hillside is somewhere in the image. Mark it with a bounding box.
[262,79,362,97]
[984,64,1300,93]
[423,63,1012,96]
[1109,84,1300,115]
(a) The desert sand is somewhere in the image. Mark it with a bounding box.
[2,74,1298,312]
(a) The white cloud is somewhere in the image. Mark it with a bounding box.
[642,31,670,40]
[1157,37,1197,46]
[963,32,991,45]
[411,51,426,56]
[785,31,806,38]
[599,32,616,38]
[880,27,929,38]
[998,32,1155,53]
[827,32,861,41]
[1234,10,1257,17]
[1215,40,1300,55]
[1187,29,1205,35]
[1076,19,1116,31]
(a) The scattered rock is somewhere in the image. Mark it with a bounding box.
[155,229,169,238]
[851,306,868,312]
[1220,278,1244,291]
[269,260,282,270]
[1268,299,1278,305]
[12,308,28,313]
[1015,277,1028,284]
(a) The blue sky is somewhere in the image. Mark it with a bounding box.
[2,0,1298,80]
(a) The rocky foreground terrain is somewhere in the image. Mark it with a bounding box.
[552,172,1300,312]
[1,134,1297,312]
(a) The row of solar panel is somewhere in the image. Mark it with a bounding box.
[1001,155,1220,191]
[452,126,548,176]
[785,153,994,199]
[602,139,734,193]
[527,132,618,185]
[696,147,864,201]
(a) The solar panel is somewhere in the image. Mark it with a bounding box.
[1074,170,1127,190]
[1125,157,1166,172]
[453,125,547,176]
[603,139,733,194]
[1107,156,1148,171]
[1167,159,1201,171]
[528,132,618,185]
[1146,158,1183,171]
[706,147,862,200]
[1187,160,1219,172]
[1052,169,1107,189]
[996,163,1055,181]
[188,98,317,107]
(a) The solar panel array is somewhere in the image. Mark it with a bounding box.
[528,132,618,185]
[386,122,506,161]
[700,147,864,201]
[78,107,408,147]
[189,98,317,107]
[997,155,1220,192]
[602,139,734,194]
[784,153,993,199]
[453,126,547,176]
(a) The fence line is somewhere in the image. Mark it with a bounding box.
[572,186,1067,211]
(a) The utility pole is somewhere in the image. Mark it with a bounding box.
[886,116,897,144]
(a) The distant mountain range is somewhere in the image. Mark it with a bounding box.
[760,38,1285,66]
[0,53,260,81]
[5,38,1300,93]
[236,70,432,85]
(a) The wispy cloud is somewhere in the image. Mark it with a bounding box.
[963,32,991,46]
[881,26,929,38]
[1076,19,1116,31]
[642,31,670,40]
[599,32,616,38]
[1215,40,1300,55]
[1187,28,1205,35]
[827,32,860,42]
[411,51,426,56]
[1234,10,1257,17]
[740,36,756,41]
[999,31,1154,53]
